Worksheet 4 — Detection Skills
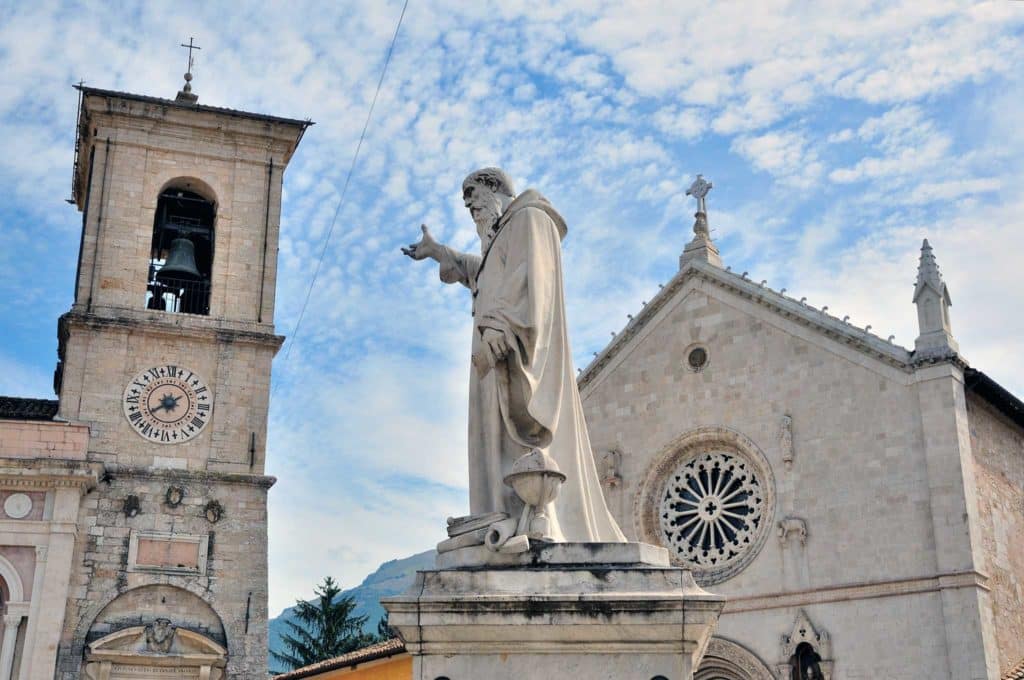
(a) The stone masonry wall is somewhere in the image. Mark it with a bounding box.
[58,319,276,472]
[0,421,90,459]
[73,96,291,325]
[968,392,1024,673]
[56,469,271,679]
[579,278,961,677]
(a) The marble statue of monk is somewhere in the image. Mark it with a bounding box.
[402,168,625,543]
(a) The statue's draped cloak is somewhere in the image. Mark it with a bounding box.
[438,190,625,543]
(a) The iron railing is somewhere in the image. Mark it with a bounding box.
[146,276,210,315]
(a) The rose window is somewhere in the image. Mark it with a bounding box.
[659,450,765,570]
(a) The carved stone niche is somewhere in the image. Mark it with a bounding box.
[777,610,833,680]
[83,624,226,680]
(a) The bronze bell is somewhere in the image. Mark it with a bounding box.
[156,238,201,281]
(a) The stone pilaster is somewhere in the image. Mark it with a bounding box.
[0,614,22,680]
[914,362,999,679]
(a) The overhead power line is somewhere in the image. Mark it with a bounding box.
[278,0,410,374]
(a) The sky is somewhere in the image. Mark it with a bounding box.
[0,1,1022,616]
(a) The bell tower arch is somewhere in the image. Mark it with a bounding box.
[54,83,311,679]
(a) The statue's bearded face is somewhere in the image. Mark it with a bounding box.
[463,181,504,236]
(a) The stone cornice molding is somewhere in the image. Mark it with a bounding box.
[0,459,100,492]
[60,310,283,350]
[95,131,296,167]
[1,520,77,535]
[82,94,305,151]
[578,259,968,392]
[101,464,276,489]
[723,568,989,614]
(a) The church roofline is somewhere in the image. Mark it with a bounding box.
[74,85,315,129]
[576,260,1024,429]
[965,368,1024,431]
[577,259,914,391]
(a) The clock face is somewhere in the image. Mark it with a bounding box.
[122,365,213,444]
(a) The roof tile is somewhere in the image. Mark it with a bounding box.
[0,397,59,421]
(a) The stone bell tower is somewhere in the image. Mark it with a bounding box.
[52,73,310,679]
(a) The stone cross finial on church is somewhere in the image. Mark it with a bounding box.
[686,174,712,215]
[175,37,201,104]
[913,238,958,358]
[680,173,722,269]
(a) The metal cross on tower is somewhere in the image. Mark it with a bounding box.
[180,37,202,75]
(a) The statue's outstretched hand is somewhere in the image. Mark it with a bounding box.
[401,224,441,261]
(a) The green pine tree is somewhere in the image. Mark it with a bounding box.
[271,576,375,671]
[375,612,391,640]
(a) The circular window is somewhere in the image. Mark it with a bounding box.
[687,346,708,371]
[634,427,776,585]
[659,451,764,571]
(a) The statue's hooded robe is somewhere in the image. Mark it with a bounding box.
[438,189,625,542]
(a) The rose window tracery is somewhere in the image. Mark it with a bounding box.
[659,450,765,570]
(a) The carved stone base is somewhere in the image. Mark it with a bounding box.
[383,549,724,680]
[436,539,670,569]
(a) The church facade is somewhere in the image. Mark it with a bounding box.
[0,80,308,679]
[579,214,1023,679]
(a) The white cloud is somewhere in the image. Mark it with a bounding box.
[731,129,823,188]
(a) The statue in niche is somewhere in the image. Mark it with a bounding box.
[144,618,176,653]
[780,414,794,466]
[402,168,625,544]
[790,642,825,680]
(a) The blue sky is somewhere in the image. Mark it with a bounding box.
[1,1,1022,615]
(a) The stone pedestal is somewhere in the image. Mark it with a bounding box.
[382,543,724,680]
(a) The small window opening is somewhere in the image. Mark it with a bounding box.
[790,642,825,680]
[146,188,215,315]
[687,346,708,371]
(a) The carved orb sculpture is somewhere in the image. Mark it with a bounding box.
[504,449,566,540]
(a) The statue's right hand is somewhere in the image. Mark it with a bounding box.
[401,224,441,261]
